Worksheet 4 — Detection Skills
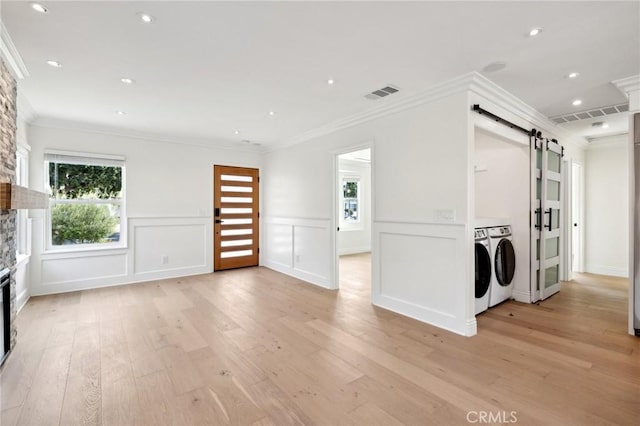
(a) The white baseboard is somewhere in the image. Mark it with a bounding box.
[511,289,531,303]
[16,289,30,313]
[584,264,628,278]
[262,260,334,290]
[338,247,371,256]
[30,266,211,297]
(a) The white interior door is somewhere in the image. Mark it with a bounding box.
[540,139,563,300]
[531,136,564,301]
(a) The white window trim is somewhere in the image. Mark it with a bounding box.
[16,145,31,260]
[340,176,363,230]
[44,151,127,253]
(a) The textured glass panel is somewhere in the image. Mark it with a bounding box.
[547,180,560,201]
[536,269,540,291]
[548,151,561,173]
[536,149,542,170]
[536,178,541,200]
[221,208,252,214]
[545,237,559,259]
[221,185,252,193]
[221,218,252,225]
[221,249,252,258]
[552,209,560,229]
[545,265,559,288]
[536,238,540,261]
[221,239,253,247]
[221,197,253,203]
[221,229,252,236]
[221,174,252,182]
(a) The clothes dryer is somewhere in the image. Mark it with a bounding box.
[488,226,516,307]
[474,228,492,315]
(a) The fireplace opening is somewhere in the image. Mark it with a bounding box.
[0,268,10,366]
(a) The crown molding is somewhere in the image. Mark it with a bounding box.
[612,75,640,96]
[467,72,589,149]
[30,117,266,154]
[272,72,479,151]
[17,91,37,123]
[271,71,589,152]
[0,23,28,80]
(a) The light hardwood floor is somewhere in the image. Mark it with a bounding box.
[1,253,639,425]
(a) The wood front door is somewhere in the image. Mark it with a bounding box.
[213,165,259,271]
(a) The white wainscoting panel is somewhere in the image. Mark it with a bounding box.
[263,217,333,289]
[372,221,475,336]
[41,251,128,290]
[133,219,208,276]
[30,216,212,295]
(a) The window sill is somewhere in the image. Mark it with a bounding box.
[43,244,128,257]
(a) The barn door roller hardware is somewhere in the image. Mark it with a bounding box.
[472,104,533,136]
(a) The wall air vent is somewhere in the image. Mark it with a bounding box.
[550,103,628,124]
[364,85,400,100]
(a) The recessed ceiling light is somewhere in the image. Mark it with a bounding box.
[116,111,127,116]
[482,61,507,73]
[327,79,335,85]
[46,60,62,68]
[269,111,276,116]
[234,130,240,135]
[31,3,48,13]
[572,99,582,106]
[601,123,609,129]
[139,13,154,23]
[120,78,134,84]
[567,72,580,79]
[528,27,543,37]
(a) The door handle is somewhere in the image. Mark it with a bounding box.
[534,208,541,230]
[545,208,552,231]
[215,219,224,224]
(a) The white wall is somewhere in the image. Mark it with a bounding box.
[584,136,629,277]
[474,128,530,301]
[15,113,30,310]
[338,158,371,255]
[26,121,262,295]
[263,90,474,336]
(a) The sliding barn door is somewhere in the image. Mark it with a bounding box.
[531,136,563,301]
[213,165,259,271]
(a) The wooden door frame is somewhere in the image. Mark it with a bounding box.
[213,165,260,271]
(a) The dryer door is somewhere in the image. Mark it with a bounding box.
[495,239,516,286]
[475,243,491,298]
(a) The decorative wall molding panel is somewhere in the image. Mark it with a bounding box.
[262,217,333,289]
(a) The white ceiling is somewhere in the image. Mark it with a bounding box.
[3,1,639,146]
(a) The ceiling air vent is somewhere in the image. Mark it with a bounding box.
[550,103,628,124]
[364,85,400,100]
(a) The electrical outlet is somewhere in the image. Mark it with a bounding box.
[161,255,169,265]
[435,209,456,223]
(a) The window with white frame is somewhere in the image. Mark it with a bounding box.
[45,152,125,249]
[342,178,360,222]
[16,146,30,258]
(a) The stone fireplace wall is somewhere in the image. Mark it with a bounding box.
[0,58,17,350]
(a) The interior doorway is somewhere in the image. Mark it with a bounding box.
[335,147,372,292]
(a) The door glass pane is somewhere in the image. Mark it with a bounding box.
[536,178,541,200]
[536,238,540,261]
[552,209,560,229]
[545,265,559,288]
[547,180,560,201]
[221,249,253,258]
[548,151,561,173]
[221,174,252,182]
[545,237,559,259]
[536,149,542,170]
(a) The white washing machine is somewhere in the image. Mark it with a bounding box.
[474,228,492,315]
[488,226,516,307]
